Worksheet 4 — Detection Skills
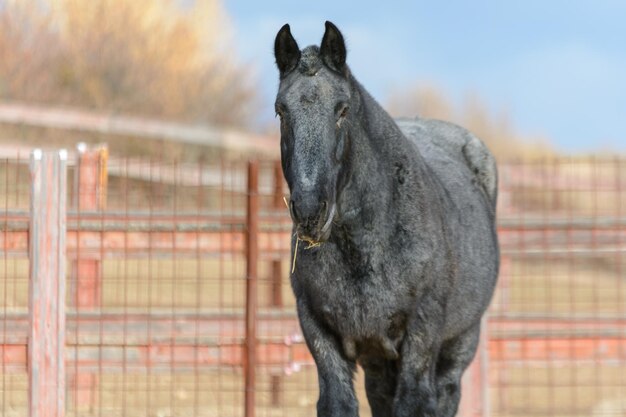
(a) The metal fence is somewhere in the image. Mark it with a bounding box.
[1,146,625,417]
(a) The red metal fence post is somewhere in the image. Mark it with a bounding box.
[245,161,259,417]
[270,160,284,407]
[69,143,108,409]
[71,143,107,307]
[271,161,285,307]
[28,149,67,417]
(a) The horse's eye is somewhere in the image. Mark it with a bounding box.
[275,105,286,120]
[335,103,349,119]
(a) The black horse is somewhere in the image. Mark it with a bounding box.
[274,21,499,417]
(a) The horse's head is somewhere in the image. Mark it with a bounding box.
[274,21,352,243]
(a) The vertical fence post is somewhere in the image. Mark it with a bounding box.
[270,160,284,407]
[271,161,284,307]
[245,161,259,417]
[71,143,108,307]
[459,316,490,417]
[69,143,108,409]
[479,316,490,417]
[29,149,67,417]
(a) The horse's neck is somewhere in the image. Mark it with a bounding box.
[354,81,424,162]
[353,81,430,188]
[338,82,433,237]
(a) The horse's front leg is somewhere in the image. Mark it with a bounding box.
[297,300,359,417]
[393,307,443,417]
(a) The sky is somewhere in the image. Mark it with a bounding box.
[224,0,626,153]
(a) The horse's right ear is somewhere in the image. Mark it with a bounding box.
[320,21,347,74]
[274,24,301,77]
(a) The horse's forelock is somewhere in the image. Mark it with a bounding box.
[298,46,323,76]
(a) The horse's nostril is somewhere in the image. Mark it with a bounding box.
[290,196,329,231]
[290,200,297,219]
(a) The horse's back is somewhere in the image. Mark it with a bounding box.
[396,117,497,211]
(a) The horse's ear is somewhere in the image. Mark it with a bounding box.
[274,24,301,77]
[320,21,347,74]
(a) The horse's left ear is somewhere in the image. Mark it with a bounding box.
[275,24,301,77]
[320,21,347,74]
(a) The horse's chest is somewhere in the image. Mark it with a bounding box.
[304,262,410,359]
[318,278,385,330]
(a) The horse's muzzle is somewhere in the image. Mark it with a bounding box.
[290,195,335,242]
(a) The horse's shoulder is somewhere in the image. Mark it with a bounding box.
[395,117,498,209]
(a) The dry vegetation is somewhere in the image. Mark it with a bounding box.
[0,0,257,126]
[0,0,258,158]
[0,1,561,163]
[386,84,554,160]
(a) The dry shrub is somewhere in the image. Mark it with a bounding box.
[386,83,554,159]
[0,0,257,128]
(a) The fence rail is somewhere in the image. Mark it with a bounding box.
[3,213,625,258]
[1,147,625,417]
[0,102,277,156]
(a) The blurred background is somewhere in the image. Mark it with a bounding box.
[2,0,624,158]
[0,1,625,417]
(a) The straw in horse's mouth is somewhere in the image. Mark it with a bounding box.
[291,235,322,273]
[284,196,333,272]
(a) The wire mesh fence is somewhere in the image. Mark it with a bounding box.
[1,152,30,417]
[492,158,626,417]
[1,148,625,417]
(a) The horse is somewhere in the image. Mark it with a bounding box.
[274,21,499,417]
